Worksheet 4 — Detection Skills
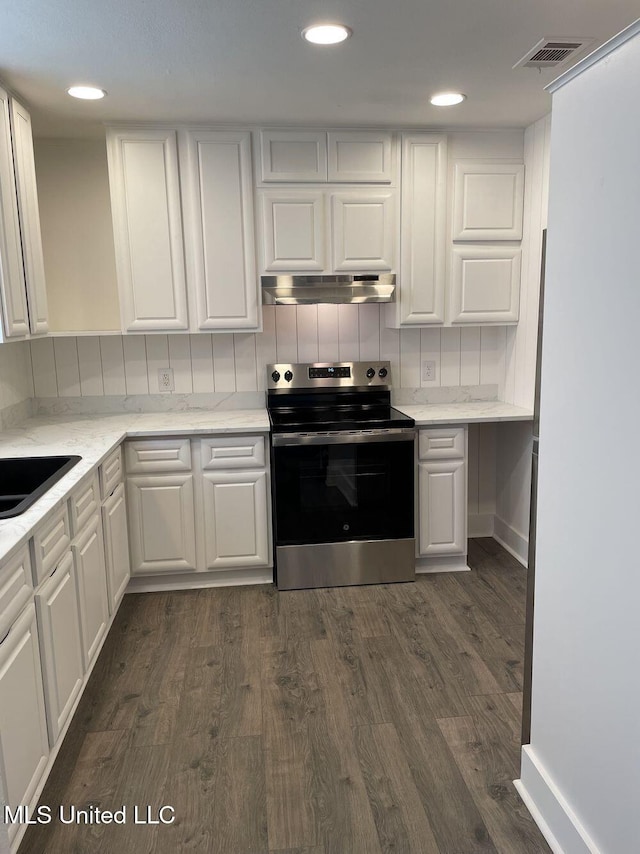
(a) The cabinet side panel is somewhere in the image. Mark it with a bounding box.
[0,87,29,338]
[10,99,49,334]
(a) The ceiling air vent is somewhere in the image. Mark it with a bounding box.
[513,37,594,70]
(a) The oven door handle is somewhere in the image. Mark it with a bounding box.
[272,428,415,447]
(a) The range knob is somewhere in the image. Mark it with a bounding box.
[271,370,281,382]
[378,367,388,378]
[366,367,376,379]
[284,370,294,382]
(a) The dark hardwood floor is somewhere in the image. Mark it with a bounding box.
[19,538,550,854]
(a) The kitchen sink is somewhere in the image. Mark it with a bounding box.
[0,456,82,519]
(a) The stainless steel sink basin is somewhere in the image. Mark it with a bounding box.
[0,456,82,519]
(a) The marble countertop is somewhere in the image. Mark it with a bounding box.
[0,401,532,565]
[395,401,533,425]
[0,410,270,564]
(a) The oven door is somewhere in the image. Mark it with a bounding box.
[271,430,415,547]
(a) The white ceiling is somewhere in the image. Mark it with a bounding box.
[0,0,638,138]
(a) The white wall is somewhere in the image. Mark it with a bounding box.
[34,139,120,332]
[518,22,640,854]
[494,113,551,562]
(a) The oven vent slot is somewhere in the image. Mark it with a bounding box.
[261,274,396,305]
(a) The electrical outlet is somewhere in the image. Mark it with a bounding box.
[158,368,174,392]
[422,360,436,382]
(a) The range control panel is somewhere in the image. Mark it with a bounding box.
[308,366,351,379]
[267,362,391,391]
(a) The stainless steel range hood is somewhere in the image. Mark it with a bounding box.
[261,274,395,305]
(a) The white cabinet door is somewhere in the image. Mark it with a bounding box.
[202,470,269,569]
[127,473,197,574]
[9,98,49,335]
[0,604,49,843]
[73,517,109,669]
[452,162,525,241]
[181,130,259,330]
[260,130,327,182]
[450,246,521,324]
[106,128,188,331]
[261,191,326,272]
[35,550,84,744]
[102,482,131,613]
[0,86,29,340]
[418,459,466,556]
[397,134,447,325]
[327,131,393,183]
[332,191,396,272]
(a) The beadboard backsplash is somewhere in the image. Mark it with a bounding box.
[0,341,34,428]
[29,305,507,401]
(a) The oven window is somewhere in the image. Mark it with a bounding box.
[273,440,414,545]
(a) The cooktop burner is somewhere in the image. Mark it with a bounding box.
[266,361,415,434]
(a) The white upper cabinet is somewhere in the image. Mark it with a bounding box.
[452,162,525,241]
[332,191,395,271]
[260,190,326,272]
[259,129,394,183]
[10,98,49,336]
[450,245,521,324]
[327,131,393,183]
[260,130,327,182]
[106,128,189,332]
[395,133,447,325]
[180,130,258,330]
[0,86,29,340]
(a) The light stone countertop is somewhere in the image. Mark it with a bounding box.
[0,401,532,565]
[0,409,270,564]
[394,401,534,425]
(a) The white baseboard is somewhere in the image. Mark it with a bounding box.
[416,554,470,574]
[127,567,273,593]
[493,514,528,566]
[468,513,495,537]
[516,745,601,854]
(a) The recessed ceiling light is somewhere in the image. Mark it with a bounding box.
[430,92,466,107]
[66,86,107,100]
[302,24,352,45]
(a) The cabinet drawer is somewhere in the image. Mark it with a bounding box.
[31,505,71,585]
[125,438,192,474]
[418,427,465,460]
[100,447,123,499]
[0,545,33,642]
[200,436,265,470]
[69,473,100,536]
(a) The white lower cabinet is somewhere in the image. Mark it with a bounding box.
[124,434,272,579]
[418,459,466,555]
[72,517,109,669]
[102,482,131,612]
[0,603,49,843]
[202,469,269,569]
[34,550,84,745]
[127,473,198,574]
[417,426,467,560]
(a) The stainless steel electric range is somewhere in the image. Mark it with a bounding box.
[267,361,416,591]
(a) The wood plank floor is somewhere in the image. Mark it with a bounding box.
[19,538,550,854]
